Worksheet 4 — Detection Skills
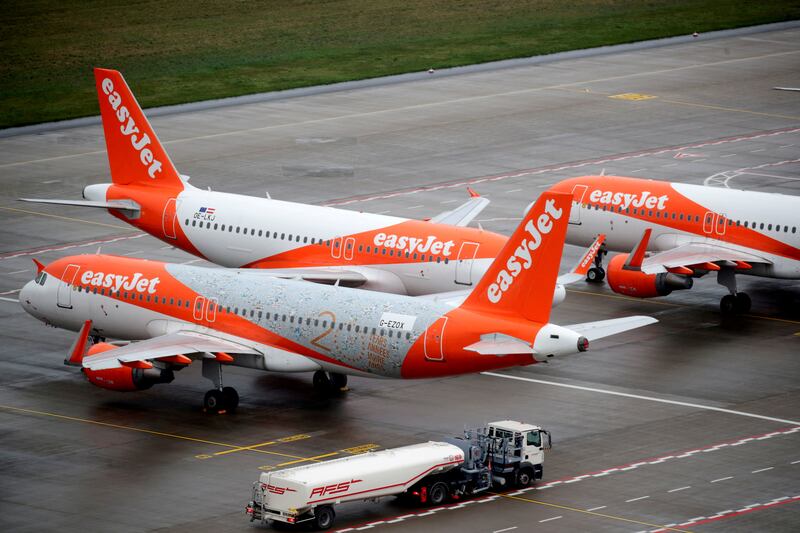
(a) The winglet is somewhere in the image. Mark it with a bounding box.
[624,228,652,270]
[32,258,45,274]
[65,320,93,366]
[467,187,480,198]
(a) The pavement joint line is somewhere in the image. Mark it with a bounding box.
[0,206,132,230]
[0,404,318,461]
[498,493,690,533]
[483,372,800,426]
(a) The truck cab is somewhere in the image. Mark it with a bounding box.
[486,420,551,486]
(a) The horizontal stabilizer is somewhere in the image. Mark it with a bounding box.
[429,195,490,227]
[464,333,533,355]
[20,197,140,213]
[83,330,261,371]
[565,316,658,341]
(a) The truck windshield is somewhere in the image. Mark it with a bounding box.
[526,431,541,447]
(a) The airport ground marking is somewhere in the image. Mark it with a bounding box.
[324,126,800,207]
[0,206,132,230]
[482,372,800,426]
[0,232,146,262]
[0,404,321,462]
[210,433,311,457]
[648,494,800,532]
[0,296,19,303]
[498,493,690,533]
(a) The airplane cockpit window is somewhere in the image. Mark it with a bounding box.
[34,272,48,285]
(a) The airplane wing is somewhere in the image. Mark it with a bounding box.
[19,197,141,214]
[82,330,261,371]
[428,189,490,227]
[252,267,368,288]
[640,243,771,274]
[556,234,606,285]
[564,316,658,341]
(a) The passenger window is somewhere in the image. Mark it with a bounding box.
[760,223,765,230]
[273,232,278,238]
[304,237,308,243]
[768,224,772,230]
[321,320,327,327]
[185,219,190,225]
[169,298,175,305]
[406,332,411,340]
[288,234,293,241]
[355,325,360,332]
[281,233,285,240]
[358,245,363,252]
[793,227,797,234]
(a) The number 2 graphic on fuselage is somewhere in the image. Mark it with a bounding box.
[310,310,336,351]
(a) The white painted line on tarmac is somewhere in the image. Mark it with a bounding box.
[481,372,800,426]
[751,466,774,474]
[710,476,733,483]
[0,297,19,303]
[586,506,606,512]
[539,516,562,523]
[791,459,800,464]
[720,153,737,157]
[750,148,766,152]
[626,495,650,503]
[41,179,62,184]
[492,527,518,533]
[505,189,522,193]
[668,486,691,493]
[439,199,458,204]
[0,289,21,295]
[7,269,28,275]
[407,205,423,209]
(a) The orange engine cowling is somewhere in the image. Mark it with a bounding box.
[82,343,174,392]
[607,254,693,298]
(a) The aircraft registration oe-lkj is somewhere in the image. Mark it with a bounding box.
[549,175,800,314]
[21,67,594,300]
[19,192,656,413]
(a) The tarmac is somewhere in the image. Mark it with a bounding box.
[0,25,798,532]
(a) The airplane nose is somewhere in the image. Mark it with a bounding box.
[19,281,37,315]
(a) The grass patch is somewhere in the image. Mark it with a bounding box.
[1,0,798,128]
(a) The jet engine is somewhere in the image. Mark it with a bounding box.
[82,343,174,391]
[606,254,692,298]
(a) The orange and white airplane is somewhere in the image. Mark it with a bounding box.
[549,175,800,313]
[19,192,655,412]
[21,68,597,301]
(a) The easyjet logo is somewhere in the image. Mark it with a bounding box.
[101,78,163,179]
[487,199,563,304]
[374,233,455,256]
[589,189,668,210]
[310,479,362,498]
[80,270,160,294]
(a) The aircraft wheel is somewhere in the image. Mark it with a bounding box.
[222,386,239,412]
[720,294,737,315]
[329,372,348,391]
[735,292,752,314]
[314,505,335,530]
[313,370,331,390]
[587,267,605,283]
[204,389,226,413]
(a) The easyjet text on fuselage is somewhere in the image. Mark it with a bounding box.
[589,189,668,210]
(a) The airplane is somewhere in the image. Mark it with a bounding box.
[19,192,656,413]
[21,67,592,301]
[548,175,800,314]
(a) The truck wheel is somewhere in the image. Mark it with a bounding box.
[516,468,533,488]
[428,482,449,505]
[314,505,335,530]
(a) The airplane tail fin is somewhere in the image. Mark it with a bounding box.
[461,191,572,324]
[94,68,184,190]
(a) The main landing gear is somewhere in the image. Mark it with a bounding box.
[202,358,239,414]
[586,242,607,283]
[717,267,751,315]
[313,370,348,393]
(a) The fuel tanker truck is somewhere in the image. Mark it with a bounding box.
[246,421,551,529]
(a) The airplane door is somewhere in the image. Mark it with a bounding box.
[702,211,715,235]
[343,237,355,261]
[570,184,588,224]
[330,237,343,259]
[162,198,178,240]
[57,264,80,309]
[715,213,727,237]
[193,296,217,327]
[424,316,448,361]
[455,242,480,285]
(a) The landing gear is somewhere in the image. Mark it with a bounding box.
[717,268,751,315]
[202,358,238,413]
[313,371,349,393]
[586,241,607,283]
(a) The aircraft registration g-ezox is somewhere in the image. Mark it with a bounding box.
[20,192,655,413]
[21,67,593,301]
[549,175,800,313]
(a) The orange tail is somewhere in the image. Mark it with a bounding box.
[94,68,183,190]
[461,191,572,323]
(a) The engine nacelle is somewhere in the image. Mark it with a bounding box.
[607,254,692,298]
[551,283,566,307]
[82,343,174,391]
